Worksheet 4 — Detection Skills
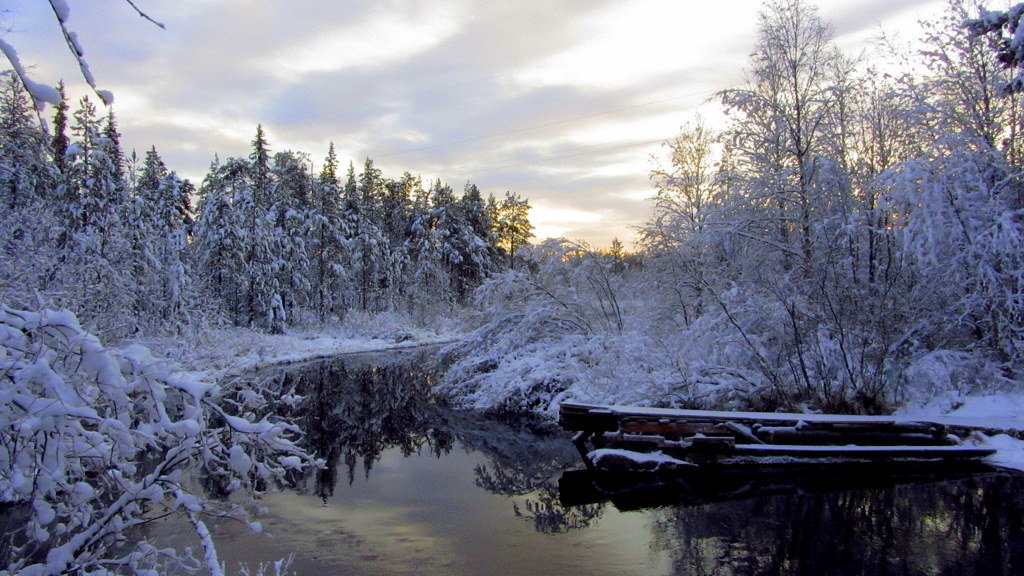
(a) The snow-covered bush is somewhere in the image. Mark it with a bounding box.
[439,240,726,415]
[0,306,316,576]
[438,241,626,413]
[882,138,1024,363]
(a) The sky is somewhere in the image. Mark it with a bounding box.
[4,0,950,247]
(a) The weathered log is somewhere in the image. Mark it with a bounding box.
[756,427,958,446]
[558,402,946,431]
[620,420,717,439]
[715,421,765,444]
[685,435,737,451]
[729,444,996,460]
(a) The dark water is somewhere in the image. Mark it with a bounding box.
[191,348,1024,576]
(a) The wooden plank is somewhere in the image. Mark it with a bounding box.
[687,435,737,449]
[755,427,954,446]
[716,421,766,444]
[558,407,619,432]
[620,420,716,438]
[730,444,996,459]
[559,402,942,429]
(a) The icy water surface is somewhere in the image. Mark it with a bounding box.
[190,348,1024,576]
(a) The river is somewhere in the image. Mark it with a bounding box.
[175,347,1024,576]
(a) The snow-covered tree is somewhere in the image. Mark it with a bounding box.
[42,96,135,335]
[50,81,70,175]
[719,0,851,274]
[494,191,533,269]
[123,146,197,332]
[0,74,51,211]
[346,159,392,312]
[269,150,313,326]
[453,183,498,299]
[191,158,252,326]
[0,306,315,576]
[967,3,1024,93]
[919,0,1021,160]
[309,143,351,320]
[881,138,1024,364]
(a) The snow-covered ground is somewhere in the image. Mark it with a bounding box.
[898,393,1024,473]
[124,311,460,384]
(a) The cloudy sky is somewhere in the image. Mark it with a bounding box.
[7,0,947,246]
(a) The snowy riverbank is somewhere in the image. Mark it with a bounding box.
[123,311,461,385]
[897,393,1024,472]
[122,312,1024,475]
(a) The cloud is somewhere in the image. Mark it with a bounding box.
[823,0,941,39]
[262,3,465,77]
[8,0,948,247]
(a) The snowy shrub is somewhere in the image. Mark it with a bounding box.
[900,349,1018,412]
[438,241,627,413]
[882,138,1024,363]
[0,306,316,576]
[439,240,729,415]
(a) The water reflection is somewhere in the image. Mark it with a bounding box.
[256,349,601,533]
[260,350,455,500]
[246,349,1024,576]
[561,466,1024,576]
[449,412,605,533]
[644,470,1024,576]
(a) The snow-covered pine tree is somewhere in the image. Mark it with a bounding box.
[0,73,57,311]
[431,181,491,303]
[0,74,51,211]
[191,158,250,325]
[455,182,498,299]
[494,191,533,269]
[102,108,128,200]
[309,143,351,320]
[51,96,133,335]
[270,150,313,327]
[50,80,70,175]
[124,146,197,331]
[240,127,286,332]
[403,181,449,315]
[381,172,418,302]
[350,158,391,311]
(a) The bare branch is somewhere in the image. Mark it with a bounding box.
[124,0,167,30]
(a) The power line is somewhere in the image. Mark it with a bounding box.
[373,88,716,159]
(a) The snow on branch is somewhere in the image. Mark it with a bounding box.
[966,4,1024,93]
[0,2,165,111]
[0,305,318,575]
[46,0,113,106]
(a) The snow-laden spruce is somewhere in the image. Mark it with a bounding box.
[0,306,317,576]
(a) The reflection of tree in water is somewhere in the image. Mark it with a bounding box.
[263,349,455,502]
[451,412,605,534]
[256,351,602,531]
[649,471,1024,576]
[511,488,603,534]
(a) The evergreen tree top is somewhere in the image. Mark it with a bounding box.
[319,141,338,185]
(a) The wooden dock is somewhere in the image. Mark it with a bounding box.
[559,402,997,472]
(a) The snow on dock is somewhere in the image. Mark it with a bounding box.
[559,402,999,472]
